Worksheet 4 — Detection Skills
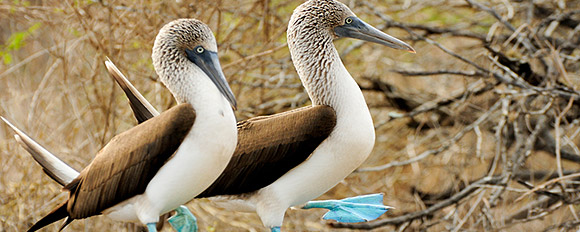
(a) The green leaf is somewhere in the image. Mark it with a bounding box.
[2,53,13,65]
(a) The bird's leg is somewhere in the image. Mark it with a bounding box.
[271,226,281,232]
[147,223,158,232]
[168,205,198,232]
[301,193,392,223]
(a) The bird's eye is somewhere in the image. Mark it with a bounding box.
[345,18,353,24]
[196,47,204,53]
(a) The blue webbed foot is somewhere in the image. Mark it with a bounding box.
[168,205,198,232]
[147,223,158,232]
[302,193,392,223]
[271,226,281,232]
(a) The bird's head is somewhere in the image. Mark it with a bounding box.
[290,0,415,53]
[152,18,237,109]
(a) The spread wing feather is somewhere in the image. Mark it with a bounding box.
[105,59,160,124]
[0,116,79,186]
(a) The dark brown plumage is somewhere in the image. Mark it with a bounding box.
[28,103,196,231]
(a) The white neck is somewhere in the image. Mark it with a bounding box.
[160,61,233,119]
[288,32,372,122]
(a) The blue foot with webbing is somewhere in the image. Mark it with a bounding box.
[302,193,392,223]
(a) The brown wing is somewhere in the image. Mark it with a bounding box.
[197,105,336,198]
[65,103,195,219]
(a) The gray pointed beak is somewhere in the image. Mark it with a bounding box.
[186,49,237,110]
[335,17,415,53]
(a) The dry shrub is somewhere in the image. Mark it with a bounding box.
[1,0,579,231]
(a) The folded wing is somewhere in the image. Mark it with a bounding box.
[198,105,336,197]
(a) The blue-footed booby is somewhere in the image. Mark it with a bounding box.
[10,0,415,231]
[1,18,238,232]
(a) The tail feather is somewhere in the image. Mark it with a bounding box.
[28,201,70,232]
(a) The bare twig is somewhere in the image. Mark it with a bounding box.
[555,98,576,180]
[452,189,486,232]
[386,80,496,120]
[392,69,486,77]
[516,172,580,201]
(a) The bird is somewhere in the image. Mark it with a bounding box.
[1,18,238,232]
[9,0,415,231]
[212,1,413,230]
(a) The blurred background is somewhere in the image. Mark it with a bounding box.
[1,0,579,231]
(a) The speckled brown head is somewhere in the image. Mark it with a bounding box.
[290,0,355,33]
[288,0,415,52]
[152,19,237,109]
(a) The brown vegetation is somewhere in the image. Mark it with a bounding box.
[1,0,579,231]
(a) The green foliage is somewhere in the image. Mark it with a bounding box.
[131,40,142,49]
[53,7,64,13]
[68,27,81,37]
[0,22,41,64]
[12,0,30,7]
[418,7,463,25]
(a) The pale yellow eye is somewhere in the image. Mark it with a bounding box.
[196,47,204,53]
[345,18,353,24]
